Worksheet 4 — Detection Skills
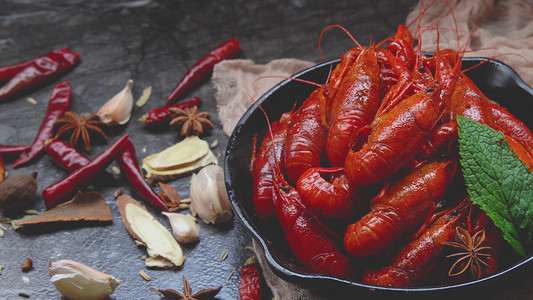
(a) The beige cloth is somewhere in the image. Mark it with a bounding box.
[212,59,315,136]
[406,0,533,85]
[253,240,323,300]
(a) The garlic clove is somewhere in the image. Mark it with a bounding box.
[189,165,233,224]
[162,212,200,244]
[49,259,121,300]
[97,79,133,125]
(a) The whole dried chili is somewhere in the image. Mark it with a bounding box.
[0,47,80,103]
[239,256,263,300]
[165,37,241,105]
[12,82,71,168]
[0,58,34,83]
[44,138,119,184]
[116,139,168,212]
[140,97,201,127]
[0,145,31,156]
[42,134,129,209]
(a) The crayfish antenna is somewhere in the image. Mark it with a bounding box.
[318,24,363,62]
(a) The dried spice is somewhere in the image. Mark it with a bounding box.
[13,191,113,228]
[158,182,181,208]
[140,270,151,281]
[26,97,37,105]
[18,291,30,298]
[13,82,72,168]
[118,195,183,268]
[136,85,152,107]
[142,136,218,184]
[21,258,33,272]
[220,251,228,261]
[0,155,5,183]
[169,106,214,137]
[151,276,222,300]
[0,171,37,213]
[42,134,129,209]
[116,139,168,212]
[54,111,108,151]
[239,256,263,300]
[165,37,241,105]
[445,226,491,279]
[44,138,119,185]
[0,47,80,103]
[140,97,201,128]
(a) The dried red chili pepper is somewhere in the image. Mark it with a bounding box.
[0,145,31,156]
[116,139,168,212]
[42,134,129,209]
[140,97,201,127]
[0,47,80,103]
[239,256,263,300]
[44,138,119,184]
[12,82,71,168]
[165,37,241,105]
[0,58,34,83]
[21,257,33,272]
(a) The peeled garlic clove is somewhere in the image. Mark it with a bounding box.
[162,212,199,243]
[49,259,121,300]
[97,79,133,125]
[189,165,233,224]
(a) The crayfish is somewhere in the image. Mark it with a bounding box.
[249,5,532,288]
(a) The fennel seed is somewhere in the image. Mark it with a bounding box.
[220,251,228,261]
[140,270,151,281]
[226,270,235,285]
[18,291,30,298]
[210,139,218,148]
[112,166,121,175]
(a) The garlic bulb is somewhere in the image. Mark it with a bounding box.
[162,212,200,243]
[49,259,121,300]
[97,79,133,125]
[189,165,233,224]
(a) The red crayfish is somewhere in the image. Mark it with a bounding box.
[249,10,532,287]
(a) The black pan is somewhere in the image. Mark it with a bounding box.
[224,58,533,299]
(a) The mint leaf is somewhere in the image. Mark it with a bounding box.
[457,115,533,257]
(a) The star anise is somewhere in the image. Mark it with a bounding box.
[444,226,492,279]
[54,111,108,151]
[150,276,222,300]
[169,106,214,137]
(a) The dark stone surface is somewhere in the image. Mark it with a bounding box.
[0,0,420,299]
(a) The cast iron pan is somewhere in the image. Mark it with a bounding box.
[224,58,533,298]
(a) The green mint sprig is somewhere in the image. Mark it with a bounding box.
[457,115,533,256]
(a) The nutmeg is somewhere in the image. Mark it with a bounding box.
[0,171,38,212]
